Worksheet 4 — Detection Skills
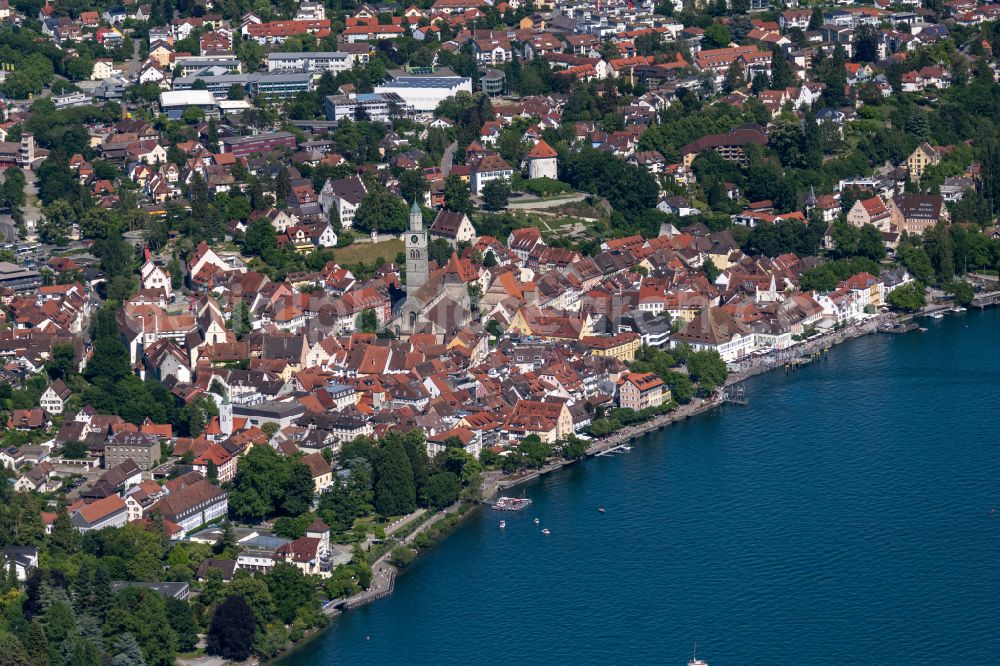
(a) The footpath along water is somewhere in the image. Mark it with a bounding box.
[281,307,1000,665]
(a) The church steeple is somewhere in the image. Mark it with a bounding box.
[405,201,429,294]
[409,200,423,231]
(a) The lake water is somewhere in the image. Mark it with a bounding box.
[283,307,1000,665]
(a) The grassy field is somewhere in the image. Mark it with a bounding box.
[333,239,404,265]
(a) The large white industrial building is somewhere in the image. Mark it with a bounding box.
[374,72,472,114]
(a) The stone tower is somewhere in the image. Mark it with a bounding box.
[405,200,428,294]
[219,397,233,436]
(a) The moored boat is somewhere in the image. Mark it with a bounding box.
[492,496,533,511]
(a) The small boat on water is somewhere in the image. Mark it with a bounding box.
[492,496,532,511]
[541,528,551,535]
[598,507,606,513]
[499,520,506,529]
[687,642,708,666]
[931,312,945,319]
[533,517,540,525]
[621,445,632,451]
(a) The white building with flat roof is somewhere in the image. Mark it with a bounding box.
[267,51,351,74]
[374,75,472,113]
[160,90,220,119]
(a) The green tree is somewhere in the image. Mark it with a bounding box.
[703,258,720,283]
[244,217,278,258]
[518,435,551,468]
[45,343,76,380]
[768,115,804,168]
[49,505,81,554]
[230,300,252,338]
[562,436,588,460]
[809,7,824,30]
[110,633,146,666]
[373,438,416,516]
[770,48,795,89]
[0,632,30,666]
[723,60,745,92]
[443,174,473,215]
[702,23,730,50]
[103,588,179,666]
[663,370,695,404]
[852,25,879,63]
[357,308,378,333]
[830,219,861,258]
[928,220,954,282]
[229,446,314,522]
[899,242,935,284]
[857,224,887,262]
[944,280,974,307]
[165,598,198,653]
[886,282,926,311]
[686,350,728,392]
[423,471,461,509]
[265,563,318,624]
[206,596,256,661]
[84,337,131,383]
[481,178,510,211]
[399,169,428,204]
[353,191,409,234]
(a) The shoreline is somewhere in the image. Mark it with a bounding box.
[272,305,978,662]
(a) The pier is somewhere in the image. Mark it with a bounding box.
[722,384,748,405]
[972,290,1000,308]
[879,321,919,334]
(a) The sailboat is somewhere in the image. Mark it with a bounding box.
[687,642,708,666]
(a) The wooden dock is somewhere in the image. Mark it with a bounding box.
[879,322,919,334]
[972,291,1000,308]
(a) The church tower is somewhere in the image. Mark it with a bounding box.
[405,201,429,294]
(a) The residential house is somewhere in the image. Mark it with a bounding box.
[470,154,514,195]
[149,479,228,535]
[888,193,947,234]
[906,143,941,183]
[502,399,573,444]
[671,307,755,362]
[71,495,129,532]
[617,372,669,411]
[319,176,367,228]
[847,196,891,231]
[430,210,477,245]
[40,379,72,415]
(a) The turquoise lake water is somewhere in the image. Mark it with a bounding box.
[283,307,1000,665]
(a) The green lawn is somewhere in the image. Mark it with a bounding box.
[333,239,404,265]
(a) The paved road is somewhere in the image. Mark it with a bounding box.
[124,39,143,79]
[506,193,588,209]
[385,508,426,536]
[19,168,42,234]
[440,141,457,177]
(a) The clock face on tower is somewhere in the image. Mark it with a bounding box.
[411,235,419,243]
